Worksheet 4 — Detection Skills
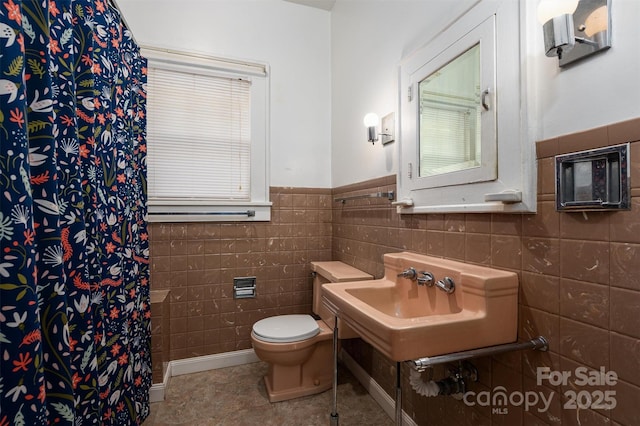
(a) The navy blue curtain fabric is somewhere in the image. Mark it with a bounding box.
[0,0,150,424]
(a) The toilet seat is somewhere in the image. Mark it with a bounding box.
[252,314,320,343]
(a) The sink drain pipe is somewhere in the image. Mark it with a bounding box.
[409,369,441,397]
[409,361,476,398]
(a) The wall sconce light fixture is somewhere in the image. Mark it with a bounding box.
[364,112,379,143]
[363,112,395,145]
[538,0,611,67]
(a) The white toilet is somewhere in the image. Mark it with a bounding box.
[250,261,372,402]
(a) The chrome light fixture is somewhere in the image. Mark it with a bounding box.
[364,112,379,143]
[363,112,395,145]
[538,0,611,67]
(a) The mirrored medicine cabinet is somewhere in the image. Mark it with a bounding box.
[419,43,482,178]
[398,0,536,213]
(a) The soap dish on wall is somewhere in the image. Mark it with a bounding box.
[555,143,630,211]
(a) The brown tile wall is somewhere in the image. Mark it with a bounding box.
[150,290,170,384]
[148,188,332,360]
[333,117,640,426]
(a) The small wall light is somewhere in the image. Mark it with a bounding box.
[363,112,395,145]
[363,112,379,143]
[538,0,611,67]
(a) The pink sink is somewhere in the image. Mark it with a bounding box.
[321,252,519,361]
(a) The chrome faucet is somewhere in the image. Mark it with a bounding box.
[397,267,417,280]
[398,268,436,287]
[397,268,453,294]
[417,271,434,286]
[435,277,455,294]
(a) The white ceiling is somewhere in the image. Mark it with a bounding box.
[283,0,336,11]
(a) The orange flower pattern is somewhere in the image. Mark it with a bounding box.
[0,0,150,424]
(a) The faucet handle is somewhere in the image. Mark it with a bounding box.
[397,267,417,280]
[436,277,455,294]
[417,271,434,286]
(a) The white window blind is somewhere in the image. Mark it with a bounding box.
[147,67,251,201]
[419,104,480,176]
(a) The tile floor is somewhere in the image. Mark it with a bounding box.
[143,362,394,425]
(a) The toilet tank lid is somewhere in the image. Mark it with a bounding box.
[310,261,373,282]
[252,314,319,343]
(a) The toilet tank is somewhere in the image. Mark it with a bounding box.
[310,261,372,335]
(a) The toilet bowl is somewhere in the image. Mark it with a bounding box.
[251,315,333,402]
[250,261,372,402]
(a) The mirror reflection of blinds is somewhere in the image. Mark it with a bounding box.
[419,103,480,177]
[147,66,251,200]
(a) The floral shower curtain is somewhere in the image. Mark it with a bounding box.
[0,0,150,424]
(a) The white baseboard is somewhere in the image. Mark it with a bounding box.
[150,383,166,403]
[150,349,259,402]
[150,362,172,403]
[170,348,259,376]
[341,350,418,426]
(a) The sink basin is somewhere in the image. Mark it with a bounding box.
[345,286,462,318]
[321,252,519,361]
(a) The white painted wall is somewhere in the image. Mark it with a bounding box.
[117,0,332,188]
[119,0,640,189]
[330,0,477,187]
[534,0,640,139]
[331,0,640,187]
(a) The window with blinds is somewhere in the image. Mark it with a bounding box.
[143,47,270,222]
[147,68,251,200]
[417,43,482,179]
[419,103,481,177]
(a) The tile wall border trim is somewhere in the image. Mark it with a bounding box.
[536,117,640,159]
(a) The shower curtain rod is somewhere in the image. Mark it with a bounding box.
[107,0,138,45]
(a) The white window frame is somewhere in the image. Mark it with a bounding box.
[143,46,271,222]
[412,22,496,188]
[397,0,536,213]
